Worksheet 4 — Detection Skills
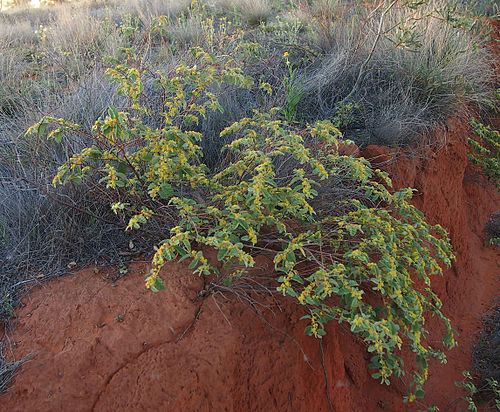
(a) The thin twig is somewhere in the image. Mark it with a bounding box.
[211,294,232,327]
[175,305,203,343]
[341,0,398,104]
[320,339,335,412]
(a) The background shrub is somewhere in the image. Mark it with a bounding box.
[472,308,500,403]
[484,212,500,246]
[468,93,500,190]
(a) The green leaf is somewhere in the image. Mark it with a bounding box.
[108,106,119,118]
[415,388,425,399]
[159,183,174,200]
[217,248,228,261]
[150,277,166,293]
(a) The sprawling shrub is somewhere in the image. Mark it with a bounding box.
[31,46,456,401]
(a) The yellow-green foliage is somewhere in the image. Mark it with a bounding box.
[468,116,500,190]
[28,45,455,402]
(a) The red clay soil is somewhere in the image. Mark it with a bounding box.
[0,117,498,412]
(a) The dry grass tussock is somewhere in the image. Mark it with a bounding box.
[297,0,496,144]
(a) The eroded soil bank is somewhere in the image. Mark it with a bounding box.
[0,117,498,412]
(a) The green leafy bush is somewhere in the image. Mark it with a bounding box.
[29,45,456,402]
[468,118,500,189]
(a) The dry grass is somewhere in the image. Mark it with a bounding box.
[212,0,274,25]
[297,0,496,145]
[125,0,191,25]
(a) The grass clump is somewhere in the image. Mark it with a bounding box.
[295,0,496,145]
[0,355,23,394]
[212,0,274,26]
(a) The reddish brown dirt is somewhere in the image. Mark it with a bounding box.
[0,117,498,412]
